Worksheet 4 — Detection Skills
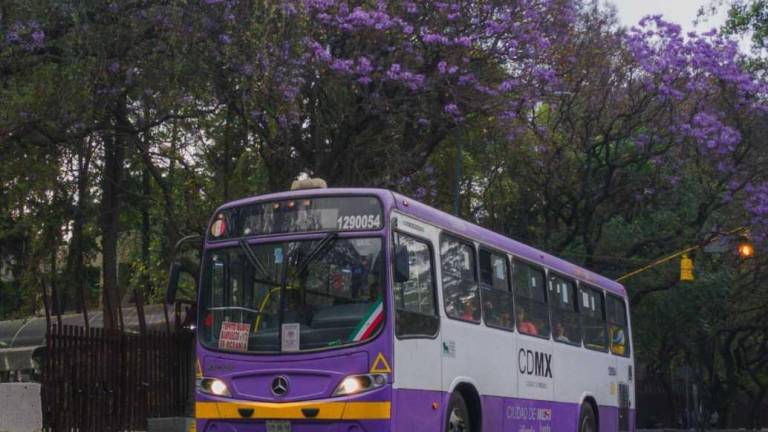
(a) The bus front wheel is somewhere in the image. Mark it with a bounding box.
[446,392,471,432]
[579,403,597,432]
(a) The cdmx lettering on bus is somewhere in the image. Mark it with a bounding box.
[518,349,553,378]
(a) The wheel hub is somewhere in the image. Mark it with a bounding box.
[448,408,467,432]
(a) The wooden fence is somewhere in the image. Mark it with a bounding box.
[42,325,194,431]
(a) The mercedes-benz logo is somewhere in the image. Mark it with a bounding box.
[271,376,289,396]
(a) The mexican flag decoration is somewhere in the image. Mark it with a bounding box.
[350,299,384,342]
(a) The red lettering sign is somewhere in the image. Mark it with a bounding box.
[218,321,250,352]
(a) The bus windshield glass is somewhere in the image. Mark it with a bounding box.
[200,237,385,353]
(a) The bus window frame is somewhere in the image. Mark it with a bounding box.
[606,293,631,358]
[512,257,550,340]
[578,283,609,353]
[477,246,515,333]
[393,229,441,340]
[439,232,482,325]
[547,271,582,347]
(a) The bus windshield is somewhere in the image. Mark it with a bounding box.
[200,237,385,353]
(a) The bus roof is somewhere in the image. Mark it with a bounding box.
[215,187,626,297]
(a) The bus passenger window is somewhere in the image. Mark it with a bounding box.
[548,274,581,345]
[513,261,549,337]
[607,295,630,356]
[393,232,439,337]
[579,285,607,351]
[440,235,480,323]
[479,249,514,330]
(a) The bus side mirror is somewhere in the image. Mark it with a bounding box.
[394,245,410,283]
[166,261,181,304]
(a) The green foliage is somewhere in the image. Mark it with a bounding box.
[0,0,767,425]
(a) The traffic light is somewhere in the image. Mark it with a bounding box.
[737,240,755,259]
[680,254,694,281]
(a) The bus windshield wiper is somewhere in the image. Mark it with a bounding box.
[239,239,279,287]
[296,231,339,275]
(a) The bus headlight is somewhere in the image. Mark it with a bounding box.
[333,374,387,396]
[197,377,231,397]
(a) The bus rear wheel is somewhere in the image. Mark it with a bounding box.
[446,392,471,432]
[579,403,597,432]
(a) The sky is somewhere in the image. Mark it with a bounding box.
[612,0,754,52]
[612,0,729,33]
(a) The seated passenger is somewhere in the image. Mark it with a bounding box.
[516,306,539,335]
[554,321,571,343]
[499,310,513,328]
[461,298,479,321]
[483,300,498,323]
[610,326,626,355]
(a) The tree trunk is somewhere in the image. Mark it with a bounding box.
[141,168,151,298]
[100,129,123,330]
[66,140,91,314]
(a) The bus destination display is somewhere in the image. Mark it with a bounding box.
[227,196,383,237]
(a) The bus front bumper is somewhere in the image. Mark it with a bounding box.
[196,399,391,432]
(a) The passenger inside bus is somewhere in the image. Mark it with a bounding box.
[483,300,497,323]
[554,321,571,343]
[461,297,479,321]
[499,310,513,328]
[516,306,539,335]
[610,325,626,355]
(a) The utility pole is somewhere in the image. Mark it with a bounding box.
[452,132,464,216]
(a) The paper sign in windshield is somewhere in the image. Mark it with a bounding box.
[218,321,250,351]
[281,323,300,352]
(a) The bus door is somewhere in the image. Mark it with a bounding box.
[607,294,632,432]
[391,215,444,429]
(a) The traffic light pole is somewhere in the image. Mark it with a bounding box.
[616,226,748,282]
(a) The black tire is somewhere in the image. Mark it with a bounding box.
[579,403,597,432]
[445,392,471,432]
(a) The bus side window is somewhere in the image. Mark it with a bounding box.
[513,261,550,338]
[580,285,608,351]
[548,274,581,345]
[479,249,514,331]
[440,234,480,323]
[393,232,439,338]
[607,295,630,357]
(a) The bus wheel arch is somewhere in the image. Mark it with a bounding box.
[579,397,599,432]
[448,382,482,432]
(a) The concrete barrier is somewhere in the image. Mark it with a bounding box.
[148,417,195,432]
[0,382,42,432]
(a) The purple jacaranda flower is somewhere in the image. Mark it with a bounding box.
[355,57,373,75]
[444,103,461,117]
[31,30,44,47]
[6,31,21,44]
[241,63,255,76]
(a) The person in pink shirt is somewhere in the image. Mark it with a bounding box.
[516,306,539,336]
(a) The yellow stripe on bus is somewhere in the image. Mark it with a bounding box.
[196,401,390,420]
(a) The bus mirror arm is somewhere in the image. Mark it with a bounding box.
[165,234,203,305]
[394,245,410,283]
[166,261,182,305]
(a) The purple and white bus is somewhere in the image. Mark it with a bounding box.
[184,184,634,432]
